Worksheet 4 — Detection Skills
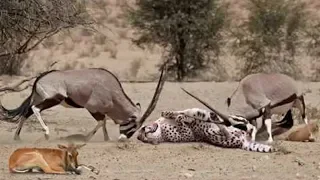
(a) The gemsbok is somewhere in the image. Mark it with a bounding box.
[8,143,99,175]
[181,73,308,143]
[0,65,167,141]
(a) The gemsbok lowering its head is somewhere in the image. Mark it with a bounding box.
[0,65,167,141]
[181,73,309,143]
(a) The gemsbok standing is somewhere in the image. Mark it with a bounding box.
[181,73,309,143]
[0,66,167,141]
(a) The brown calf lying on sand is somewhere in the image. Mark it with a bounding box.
[8,143,99,175]
[286,121,319,142]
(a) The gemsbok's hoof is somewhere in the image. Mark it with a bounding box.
[265,139,274,144]
[118,134,128,142]
[13,136,21,141]
[44,134,50,140]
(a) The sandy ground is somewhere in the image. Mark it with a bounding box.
[1,0,320,179]
[0,81,319,180]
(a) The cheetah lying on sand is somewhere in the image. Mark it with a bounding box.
[137,108,276,153]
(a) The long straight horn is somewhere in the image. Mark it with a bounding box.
[138,63,167,126]
[180,88,230,122]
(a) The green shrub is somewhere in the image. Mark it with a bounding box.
[231,0,307,80]
[127,0,228,81]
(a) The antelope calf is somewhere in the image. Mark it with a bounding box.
[286,121,319,142]
[9,143,88,174]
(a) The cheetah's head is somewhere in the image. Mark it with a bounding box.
[137,122,162,145]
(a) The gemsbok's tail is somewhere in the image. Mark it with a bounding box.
[0,95,32,123]
[0,70,56,123]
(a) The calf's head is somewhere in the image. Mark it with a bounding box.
[58,143,86,173]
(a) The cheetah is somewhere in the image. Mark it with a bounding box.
[137,108,276,153]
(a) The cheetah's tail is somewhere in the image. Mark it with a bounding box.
[241,141,275,153]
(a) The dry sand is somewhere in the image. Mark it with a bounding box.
[0,81,319,180]
[1,0,320,179]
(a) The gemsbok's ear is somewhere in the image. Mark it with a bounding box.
[136,102,141,109]
[76,143,86,149]
[57,144,67,149]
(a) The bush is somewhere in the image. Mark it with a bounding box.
[127,0,228,81]
[304,22,320,81]
[0,0,93,75]
[230,0,307,80]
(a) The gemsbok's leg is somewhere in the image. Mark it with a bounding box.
[102,118,109,141]
[38,164,67,174]
[31,105,50,140]
[86,112,108,141]
[14,109,33,141]
[262,104,273,143]
[32,97,63,140]
[299,95,308,124]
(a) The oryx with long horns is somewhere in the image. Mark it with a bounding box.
[181,73,309,143]
[0,65,167,141]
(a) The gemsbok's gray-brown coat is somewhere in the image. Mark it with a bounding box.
[181,73,309,143]
[0,66,167,141]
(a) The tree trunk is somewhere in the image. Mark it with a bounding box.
[176,36,186,81]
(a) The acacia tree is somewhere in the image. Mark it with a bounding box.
[0,0,93,75]
[127,0,228,81]
[231,0,307,79]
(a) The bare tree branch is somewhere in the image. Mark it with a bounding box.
[0,60,59,95]
[0,0,94,75]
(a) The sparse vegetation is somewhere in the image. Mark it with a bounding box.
[0,0,93,75]
[305,22,320,81]
[1,0,320,82]
[230,0,308,80]
[127,0,228,81]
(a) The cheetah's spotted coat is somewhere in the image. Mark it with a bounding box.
[137,108,275,153]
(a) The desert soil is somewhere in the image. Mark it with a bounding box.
[0,81,319,180]
[1,1,320,179]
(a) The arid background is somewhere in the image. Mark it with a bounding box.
[1,0,320,179]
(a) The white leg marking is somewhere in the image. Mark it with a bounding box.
[118,134,128,141]
[31,105,49,136]
[304,117,309,125]
[249,124,257,142]
[264,118,273,143]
